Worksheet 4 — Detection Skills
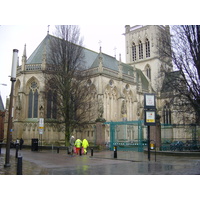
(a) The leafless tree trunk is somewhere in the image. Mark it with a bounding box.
[158,25,200,124]
[44,25,95,145]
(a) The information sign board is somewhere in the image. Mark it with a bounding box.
[39,118,44,134]
[144,93,156,109]
[144,110,156,126]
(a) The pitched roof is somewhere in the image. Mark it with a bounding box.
[26,34,129,73]
[25,34,149,88]
[27,35,49,64]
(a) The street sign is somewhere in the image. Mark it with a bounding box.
[144,110,156,126]
[39,129,44,135]
[144,93,156,109]
[39,118,44,134]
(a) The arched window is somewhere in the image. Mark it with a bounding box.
[146,38,150,58]
[163,104,171,124]
[47,90,57,119]
[139,40,143,59]
[132,42,136,61]
[146,65,151,80]
[28,82,38,118]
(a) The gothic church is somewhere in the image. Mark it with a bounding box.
[5,25,192,146]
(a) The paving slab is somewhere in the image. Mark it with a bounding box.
[0,148,200,175]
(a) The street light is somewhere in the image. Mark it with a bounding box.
[4,49,18,168]
[0,84,7,86]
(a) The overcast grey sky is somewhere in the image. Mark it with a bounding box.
[0,0,195,108]
[0,25,126,106]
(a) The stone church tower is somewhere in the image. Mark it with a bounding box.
[124,25,172,92]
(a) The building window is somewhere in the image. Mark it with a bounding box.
[163,104,171,124]
[132,42,136,61]
[146,39,150,58]
[146,66,151,80]
[28,82,38,118]
[47,90,57,119]
[139,40,143,59]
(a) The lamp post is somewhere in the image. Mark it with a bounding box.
[4,49,18,168]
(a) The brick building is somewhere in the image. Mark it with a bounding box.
[0,95,5,142]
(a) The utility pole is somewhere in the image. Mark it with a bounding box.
[4,49,18,168]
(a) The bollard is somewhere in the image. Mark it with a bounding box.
[114,146,117,158]
[91,148,93,157]
[0,144,1,155]
[15,145,19,158]
[57,147,59,153]
[17,156,22,175]
[79,148,82,156]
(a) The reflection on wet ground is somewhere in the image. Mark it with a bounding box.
[0,155,49,175]
[1,148,200,175]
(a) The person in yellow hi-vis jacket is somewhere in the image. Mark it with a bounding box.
[82,139,89,155]
[74,138,82,155]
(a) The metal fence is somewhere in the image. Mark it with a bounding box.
[105,121,200,152]
[105,120,146,152]
[160,124,200,151]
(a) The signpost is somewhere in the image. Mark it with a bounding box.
[144,94,156,161]
[38,118,44,150]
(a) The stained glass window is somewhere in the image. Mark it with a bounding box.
[28,82,38,118]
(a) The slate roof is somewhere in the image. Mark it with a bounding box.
[26,34,130,73]
[0,95,4,111]
[26,34,148,89]
[27,35,48,64]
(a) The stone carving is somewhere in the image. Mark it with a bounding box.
[98,98,104,118]
[121,100,127,115]
[96,97,106,122]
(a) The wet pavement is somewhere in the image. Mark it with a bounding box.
[0,147,200,175]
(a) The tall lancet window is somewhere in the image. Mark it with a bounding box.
[146,65,151,80]
[28,82,38,118]
[132,42,136,61]
[163,104,172,124]
[139,40,143,59]
[146,38,150,58]
[47,90,57,119]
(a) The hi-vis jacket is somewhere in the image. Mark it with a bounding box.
[82,139,89,148]
[75,139,82,148]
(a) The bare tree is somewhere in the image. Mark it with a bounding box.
[158,25,200,124]
[44,25,95,145]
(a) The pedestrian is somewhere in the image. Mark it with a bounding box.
[69,135,75,156]
[20,138,24,150]
[16,138,20,148]
[82,138,89,155]
[74,138,82,155]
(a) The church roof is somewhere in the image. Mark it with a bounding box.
[27,35,49,64]
[136,68,149,91]
[90,52,119,70]
[26,34,135,76]
[0,95,4,111]
[25,34,150,90]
